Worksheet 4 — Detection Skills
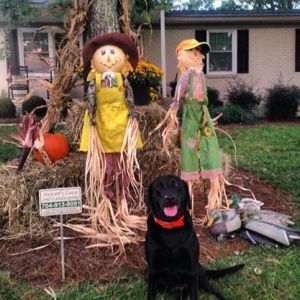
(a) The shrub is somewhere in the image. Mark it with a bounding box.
[207,86,223,109]
[168,80,177,98]
[265,84,300,120]
[22,96,47,118]
[0,96,16,118]
[210,104,257,125]
[227,79,261,112]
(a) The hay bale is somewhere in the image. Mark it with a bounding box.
[136,102,178,152]
[138,147,181,188]
[0,153,86,236]
[65,99,86,148]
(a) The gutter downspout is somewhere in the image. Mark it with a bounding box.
[160,9,167,97]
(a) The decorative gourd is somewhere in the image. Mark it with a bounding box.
[33,133,69,164]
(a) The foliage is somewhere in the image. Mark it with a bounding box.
[264,84,300,121]
[218,0,299,10]
[74,63,84,79]
[47,0,73,18]
[0,125,20,163]
[218,125,300,202]
[168,79,177,97]
[150,87,162,102]
[134,0,173,22]
[207,86,223,109]
[0,96,15,118]
[0,41,10,60]
[211,104,257,125]
[226,78,261,112]
[173,0,215,10]
[0,0,39,32]
[22,96,47,118]
[128,60,163,88]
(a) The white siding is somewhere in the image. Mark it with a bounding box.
[143,27,300,101]
[0,27,8,94]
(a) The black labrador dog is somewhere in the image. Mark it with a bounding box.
[145,175,244,300]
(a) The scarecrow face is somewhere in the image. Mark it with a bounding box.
[177,48,203,70]
[91,45,126,72]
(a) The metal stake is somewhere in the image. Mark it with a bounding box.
[60,214,65,281]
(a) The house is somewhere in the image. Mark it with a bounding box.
[0,1,83,102]
[142,9,300,100]
[1,7,300,104]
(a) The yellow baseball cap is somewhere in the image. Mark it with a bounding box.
[176,39,211,56]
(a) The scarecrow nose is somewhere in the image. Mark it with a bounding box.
[107,56,111,63]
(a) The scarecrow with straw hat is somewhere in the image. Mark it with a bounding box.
[79,32,146,243]
[153,38,227,220]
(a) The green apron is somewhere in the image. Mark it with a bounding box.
[180,71,223,181]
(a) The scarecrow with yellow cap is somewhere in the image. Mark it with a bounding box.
[79,32,146,240]
[156,38,227,220]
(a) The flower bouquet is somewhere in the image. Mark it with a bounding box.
[128,59,163,105]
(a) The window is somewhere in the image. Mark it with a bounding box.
[17,28,83,75]
[207,30,237,75]
[22,31,50,73]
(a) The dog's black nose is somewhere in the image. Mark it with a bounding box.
[164,195,175,202]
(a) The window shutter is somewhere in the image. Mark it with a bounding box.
[237,30,249,73]
[7,30,20,75]
[295,29,300,72]
[195,30,207,73]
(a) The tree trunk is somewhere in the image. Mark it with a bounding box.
[86,0,120,38]
[85,0,136,39]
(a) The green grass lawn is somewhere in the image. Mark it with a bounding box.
[0,125,20,163]
[0,124,300,299]
[218,125,300,203]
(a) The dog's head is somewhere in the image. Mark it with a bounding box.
[147,175,191,221]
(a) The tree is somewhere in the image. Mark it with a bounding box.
[219,0,300,10]
[173,0,215,10]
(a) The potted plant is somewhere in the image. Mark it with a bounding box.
[128,59,163,105]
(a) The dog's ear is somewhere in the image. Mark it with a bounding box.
[182,179,191,211]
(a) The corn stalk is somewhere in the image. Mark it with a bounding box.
[41,0,93,132]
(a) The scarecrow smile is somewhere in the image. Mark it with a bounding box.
[100,57,121,68]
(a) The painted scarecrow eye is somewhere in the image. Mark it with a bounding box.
[110,49,115,54]
[101,50,106,55]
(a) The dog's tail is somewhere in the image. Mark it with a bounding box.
[205,264,245,280]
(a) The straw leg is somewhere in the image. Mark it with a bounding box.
[188,180,195,216]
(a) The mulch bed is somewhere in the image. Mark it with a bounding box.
[0,167,295,287]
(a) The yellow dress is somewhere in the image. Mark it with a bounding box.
[79,72,142,152]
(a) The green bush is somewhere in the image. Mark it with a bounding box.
[265,84,300,120]
[207,86,223,109]
[210,104,257,125]
[168,80,177,98]
[0,96,16,118]
[226,79,261,112]
[22,96,47,118]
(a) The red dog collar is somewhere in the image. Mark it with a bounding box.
[153,215,185,229]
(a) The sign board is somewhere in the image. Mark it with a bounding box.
[39,187,82,217]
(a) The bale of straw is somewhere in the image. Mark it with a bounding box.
[0,153,86,237]
[65,99,86,148]
[137,147,181,188]
[136,102,178,152]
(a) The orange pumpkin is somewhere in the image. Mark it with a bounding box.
[33,133,69,164]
